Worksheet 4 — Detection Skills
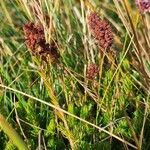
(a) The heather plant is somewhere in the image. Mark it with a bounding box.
[0,0,150,150]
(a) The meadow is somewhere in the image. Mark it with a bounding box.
[0,0,150,150]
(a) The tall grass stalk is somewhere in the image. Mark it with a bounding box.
[0,114,28,150]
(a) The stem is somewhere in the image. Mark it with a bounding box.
[123,0,150,88]
[0,114,28,150]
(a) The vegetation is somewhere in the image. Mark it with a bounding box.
[0,0,150,150]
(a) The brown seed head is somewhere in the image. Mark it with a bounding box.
[136,0,150,13]
[88,12,113,49]
[87,64,99,79]
[23,22,59,63]
[23,22,45,51]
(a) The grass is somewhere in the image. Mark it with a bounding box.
[0,0,150,150]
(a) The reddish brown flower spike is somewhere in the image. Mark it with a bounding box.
[87,64,99,79]
[23,22,59,63]
[136,0,150,13]
[88,12,113,49]
[23,22,45,50]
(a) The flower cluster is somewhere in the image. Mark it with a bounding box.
[136,0,150,13]
[86,64,99,79]
[23,22,59,62]
[23,22,44,50]
[88,12,113,49]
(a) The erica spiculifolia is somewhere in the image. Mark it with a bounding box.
[88,12,113,49]
[23,22,59,62]
[136,0,150,13]
[86,64,99,79]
